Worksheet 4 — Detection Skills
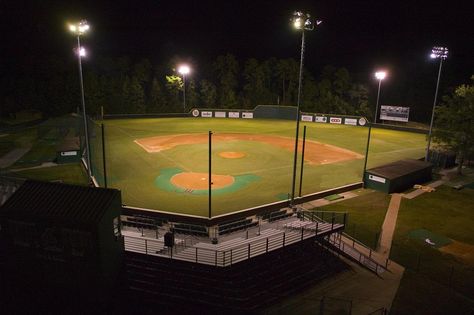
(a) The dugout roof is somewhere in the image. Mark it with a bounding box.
[367,159,432,180]
[0,180,120,225]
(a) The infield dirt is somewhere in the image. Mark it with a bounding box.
[135,133,363,165]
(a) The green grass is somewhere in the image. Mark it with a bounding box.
[317,189,391,248]
[390,185,474,307]
[95,118,426,216]
[13,164,89,186]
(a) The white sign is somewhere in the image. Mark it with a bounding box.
[380,105,410,122]
[61,151,77,156]
[368,174,386,184]
[358,117,367,126]
[242,112,253,119]
[215,111,226,118]
[301,115,313,122]
[344,118,357,126]
[330,117,342,124]
[201,111,213,118]
[315,116,327,123]
[192,109,200,117]
[228,112,240,118]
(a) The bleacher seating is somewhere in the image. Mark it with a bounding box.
[173,223,208,236]
[218,218,258,235]
[262,209,292,222]
[121,215,164,229]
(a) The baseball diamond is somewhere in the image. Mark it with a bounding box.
[89,117,427,216]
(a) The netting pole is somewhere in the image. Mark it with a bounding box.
[298,125,307,197]
[208,130,212,219]
[362,123,372,183]
[101,123,108,188]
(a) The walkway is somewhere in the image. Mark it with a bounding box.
[0,146,31,168]
[377,193,402,259]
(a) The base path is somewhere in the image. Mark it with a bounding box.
[377,193,402,259]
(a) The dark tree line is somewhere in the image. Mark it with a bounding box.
[1,54,372,118]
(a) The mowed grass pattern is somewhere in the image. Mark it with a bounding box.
[98,118,426,216]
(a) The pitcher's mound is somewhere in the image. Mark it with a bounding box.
[171,172,234,190]
[219,151,246,159]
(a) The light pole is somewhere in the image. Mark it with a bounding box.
[290,11,321,206]
[426,46,448,162]
[374,71,387,124]
[178,65,191,113]
[69,20,92,179]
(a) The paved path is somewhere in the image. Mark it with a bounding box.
[0,146,31,168]
[377,193,402,260]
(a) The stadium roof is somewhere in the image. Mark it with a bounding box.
[0,180,120,225]
[366,159,432,180]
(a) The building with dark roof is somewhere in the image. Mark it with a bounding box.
[0,180,124,312]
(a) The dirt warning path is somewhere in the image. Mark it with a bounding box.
[135,133,363,165]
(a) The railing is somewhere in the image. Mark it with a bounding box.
[327,232,390,275]
[124,217,345,267]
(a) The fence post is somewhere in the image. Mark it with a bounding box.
[301,227,304,240]
[215,251,218,266]
[145,239,147,255]
[230,249,233,266]
[331,214,335,230]
[316,221,319,235]
[196,247,198,263]
[283,233,286,247]
[248,244,251,259]
[266,238,269,252]
[223,251,226,266]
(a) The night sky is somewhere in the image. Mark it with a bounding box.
[2,0,473,105]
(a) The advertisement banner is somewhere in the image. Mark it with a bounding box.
[315,116,327,123]
[344,118,357,126]
[192,109,200,117]
[215,111,226,118]
[228,112,240,118]
[242,112,254,119]
[330,117,342,124]
[301,115,313,122]
[380,105,410,122]
[61,151,77,156]
[201,111,213,118]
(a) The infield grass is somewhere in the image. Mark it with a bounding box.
[92,118,426,216]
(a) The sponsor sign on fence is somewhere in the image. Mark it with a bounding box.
[61,151,78,156]
[368,174,386,183]
[344,118,357,126]
[192,109,200,117]
[229,112,240,118]
[301,115,313,122]
[201,111,213,118]
[215,111,226,118]
[330,117,342,124]
[242,112,254,119]
[315,116,328,123]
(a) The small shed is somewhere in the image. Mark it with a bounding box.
[0,180,123,302]
[364,159,433,193]
[56,136,81,163]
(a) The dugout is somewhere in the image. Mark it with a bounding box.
[0,180,123,307]
[364,159,433,193]
[56,136,81,163]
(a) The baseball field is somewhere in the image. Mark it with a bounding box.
[91,118,427,216]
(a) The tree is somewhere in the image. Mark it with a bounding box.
[213,54,239,108]
[433,76,474,174]
[200,80,217,108]
[148,78,165,113]
[165,75,183,111]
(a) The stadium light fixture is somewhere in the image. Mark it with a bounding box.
[374,70,387,124]
[289,11,322,207]
[68,20,92,179]
[178,64,191,113]
[426,46,448,161]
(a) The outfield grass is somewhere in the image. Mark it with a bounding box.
[13,164,89,186]
[95,118,426,216]
[317,189,391,249]
[390,185,474,308]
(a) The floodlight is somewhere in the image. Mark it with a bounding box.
[375,71,387,80]
[78,47,86,57]
[178,65,190,75]
[69,20,90,36]
[430,46,448,59]
[291,11,318,31]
